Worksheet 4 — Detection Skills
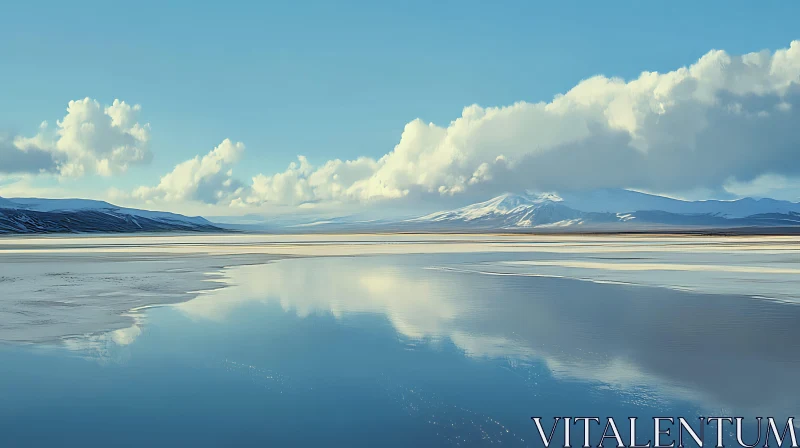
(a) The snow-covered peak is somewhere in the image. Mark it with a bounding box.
[417,192,562,221]
[491,192,563,209]
[409,192,577,227]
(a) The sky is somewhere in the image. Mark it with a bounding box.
[1,0,799,218]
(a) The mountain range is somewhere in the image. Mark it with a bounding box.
[0,197,221,234]
[402,189,800,231]
[2,189,800,234]
[269,189,800,233]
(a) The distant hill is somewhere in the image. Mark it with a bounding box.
[0,197,223,234]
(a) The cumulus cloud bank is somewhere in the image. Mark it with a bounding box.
[199,40,797,207]
[9,41,800,208]
[13,98,151,177]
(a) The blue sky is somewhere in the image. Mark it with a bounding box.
[1,0,799,216]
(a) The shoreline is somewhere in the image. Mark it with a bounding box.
[3,227,800,240]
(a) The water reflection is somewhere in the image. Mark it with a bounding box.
[3,252,798,446]
[178,255,800,419]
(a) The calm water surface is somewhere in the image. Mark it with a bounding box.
[1,253,798,447]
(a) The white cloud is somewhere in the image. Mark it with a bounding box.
[6,43,800,209]
[113,40,800,209]
[232,40,800,206]
[132,138,245,204]
[243,156,381,206]
[13,98,151,177]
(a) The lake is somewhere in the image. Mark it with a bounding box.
[0,235,798,447]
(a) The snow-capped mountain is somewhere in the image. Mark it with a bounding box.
[0,197,223,234]
[407,193,586,229]
[402,190,800,231]
[220,189,800,233]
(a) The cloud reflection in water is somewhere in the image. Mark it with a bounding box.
[176,255,800,420]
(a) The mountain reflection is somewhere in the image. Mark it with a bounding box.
[177,255,800,418]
